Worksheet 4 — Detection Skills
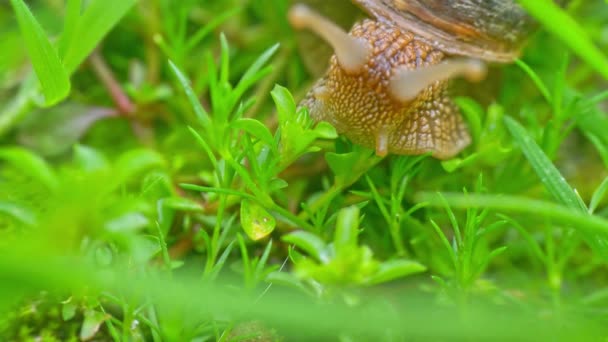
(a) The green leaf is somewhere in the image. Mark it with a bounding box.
[517,0,608,80]
[268,178,288,192]
[0,147,58,191]
[104,212,149,233]
[440,154,478,173]
[0,201,37,226]
[326,151,359,180]
[240,200,276,241]
[80,309,109,341]
[486,246,508,264]
[61,299,77,321]
[504,116,587,212]
[368,260,427,285]
[271,84,296,125]
[325,148,380,186]
[271,84,336,169]
[282,231,328,263]
[313,122,338,139]
[232,118,275,146]
[73,145,109,172]
[454,97,483,143]
[17,104,114,157]
[62,0,138,73]
[114,149,165,184]
[168,60,211,128]
[334,206,360,250]
[10,0,70,105]
[162,197,203,212]
[265,271,314,296]
[180,183,257,201]
[233,43,280,101]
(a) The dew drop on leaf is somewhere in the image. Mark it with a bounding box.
[240,199,276,240]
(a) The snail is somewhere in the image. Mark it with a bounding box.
[288,0,556,159]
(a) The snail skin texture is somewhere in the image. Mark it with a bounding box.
[288,1,539,159]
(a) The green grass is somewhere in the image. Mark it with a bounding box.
[0,0,607,341]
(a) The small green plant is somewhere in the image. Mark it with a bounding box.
[428,179,508,301]
[280,206,425,294]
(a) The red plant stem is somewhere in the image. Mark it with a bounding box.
[89,50,135,116]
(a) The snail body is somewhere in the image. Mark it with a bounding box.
[289,0,554,159]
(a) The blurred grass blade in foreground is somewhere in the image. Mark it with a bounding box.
[60,0,138,73]
[10,0,70,106]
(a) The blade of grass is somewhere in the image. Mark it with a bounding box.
[497,214,546,264]
[589,176,608,214]
[254,240,274,281]
[515,60,552,104]
[57,0,82,58]
[62,0,137,73]
[576,109,608,154]
[430,219,458,270]
[169,61,212,128]
[207,240,236,281]
[180,184,257,201]
[517,0,608,80]
[416,193,608,237]
[506,116,608,260]
[504,116,587,212]
[10,0,70,105]
[185,7,242,51]
[585,133,608,168]
[232,43,280,103]
[587,89,608,106]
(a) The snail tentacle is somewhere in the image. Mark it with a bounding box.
[288,4,370,73]
[375,128,390,157]
[389,59,487,102]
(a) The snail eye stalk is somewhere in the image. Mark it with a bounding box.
[375,130,389,157]
[288,4,370,73]
[389,59,487,102]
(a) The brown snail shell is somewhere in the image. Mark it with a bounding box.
[295,0,556,77]
[354,0,540,62]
